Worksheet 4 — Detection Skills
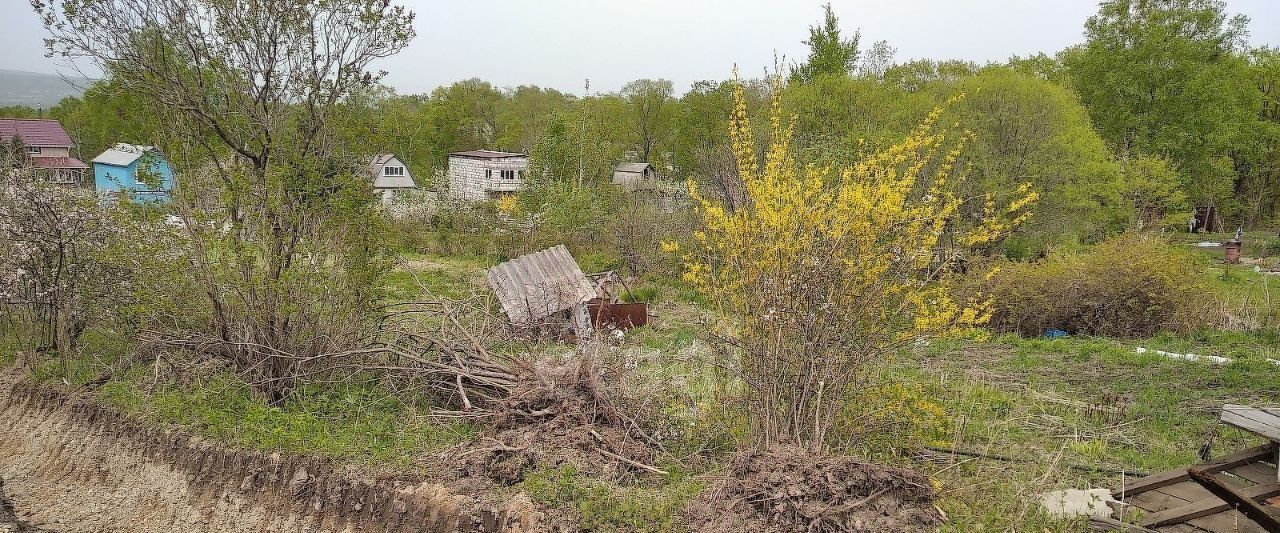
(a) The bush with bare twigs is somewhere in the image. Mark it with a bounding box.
[978,233,1210,338]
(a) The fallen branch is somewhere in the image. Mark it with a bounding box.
[595,446,669,475]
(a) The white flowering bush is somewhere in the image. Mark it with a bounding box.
[0,163,117,359]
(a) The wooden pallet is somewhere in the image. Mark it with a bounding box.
[1101,405,1280,532]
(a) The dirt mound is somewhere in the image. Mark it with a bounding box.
[457,358,662,484]
[685,446,944,533]
[0,376,538,533]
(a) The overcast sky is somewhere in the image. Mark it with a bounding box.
[3,0,1279,95]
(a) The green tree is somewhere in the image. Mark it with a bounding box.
[51,76,164,162]
[429,79,505,161]
[0,106,41,118]
[1119,155,1189,229]
[496,85,575,155]
[951,68,1125,242]
[620,79,676,164]
[789,3,860,84]
[38,0,415,401]
[782,75,934,164]
[1065,0,1261,225]
[882,59,979,92]
[1236,47,1280,225]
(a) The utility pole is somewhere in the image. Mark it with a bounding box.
[577,78,589,188]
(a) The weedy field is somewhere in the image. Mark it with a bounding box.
[4,0,1280,529]
[8,228,1274,532]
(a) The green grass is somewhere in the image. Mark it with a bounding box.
[98,369,475,467]
[902,333,1280,530]
[521,465,704,533]
[13,324,476,469]
[383,252,489,301]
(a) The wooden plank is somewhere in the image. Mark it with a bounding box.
[1114,444,1278,499]
[1155,480,1219,503]
[1089,516,1160,532]
[1231,462,1280,485]
[1135,482,1267,532]
[1115,467,1194,500]
[1187,469,1280,532]
[1140,483,1280,527]
[1221,405,1280,442]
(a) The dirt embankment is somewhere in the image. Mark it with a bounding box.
[0,378,538,533]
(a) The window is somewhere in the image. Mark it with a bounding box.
[26,146,40,154]
[383,166,404,177]
[500,169,515,180]
[485,169,493,180]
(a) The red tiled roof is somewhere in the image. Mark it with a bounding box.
[0,119,75,148]
[31,156,88,169]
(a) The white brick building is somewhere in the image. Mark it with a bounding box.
[446,150,529,202]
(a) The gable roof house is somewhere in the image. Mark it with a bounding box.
[612,162,658,189]
[0,118,89,185]
[366,153,418,204]
[447,150,529,202]
[91,143,175,202]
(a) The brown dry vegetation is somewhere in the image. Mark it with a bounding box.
[686,446,944,533]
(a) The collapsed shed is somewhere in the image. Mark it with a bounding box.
[1100,404,1280,533]
[487,245,597,337]
[486,245,648,338]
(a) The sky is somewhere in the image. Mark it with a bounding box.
[2,0,1279,96]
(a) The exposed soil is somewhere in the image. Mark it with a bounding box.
[0,479,40,533]
[685,446,945,533]
[0,373,539,533]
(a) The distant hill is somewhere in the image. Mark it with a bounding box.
[0,69,95,108]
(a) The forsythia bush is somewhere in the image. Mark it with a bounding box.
[980,234,1207,338]
[681,79,1036,451]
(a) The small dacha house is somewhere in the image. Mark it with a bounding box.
[367,153,418,204]
[447,150,528,202]
[612,162,658,189]
[91,143,175,202]
[0,118,89,184]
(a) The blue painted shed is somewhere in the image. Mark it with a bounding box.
[91,143,175,202]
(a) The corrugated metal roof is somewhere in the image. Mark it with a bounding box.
[91,143,155,167]
[31,156,87,169]
[0,119,74,147]
[614,162,652,173]
[487,245,596,326]
[449,150,527,160]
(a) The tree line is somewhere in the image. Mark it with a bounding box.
[6,0,1279,247]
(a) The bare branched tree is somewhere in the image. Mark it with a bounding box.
[33,0,416,401]
[621,79,675,163]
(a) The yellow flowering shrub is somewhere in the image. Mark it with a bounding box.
[684,78,1036,451]
[495,194,523,217]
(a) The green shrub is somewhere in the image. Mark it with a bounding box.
[1262,238,1280,258]
[979,234,1208,338]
